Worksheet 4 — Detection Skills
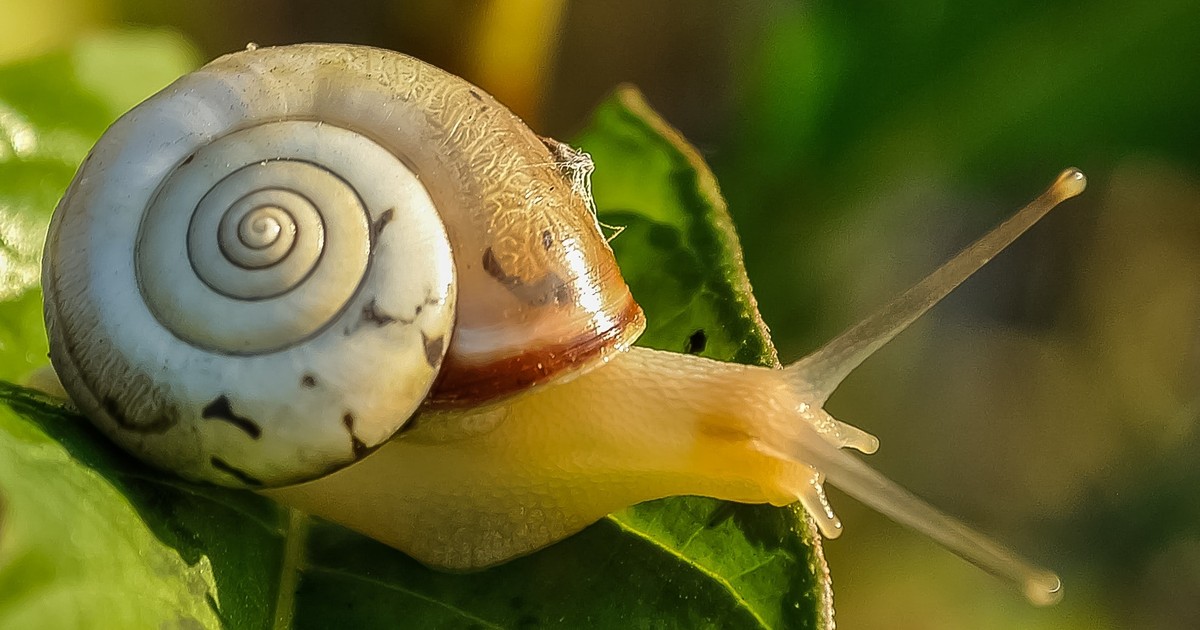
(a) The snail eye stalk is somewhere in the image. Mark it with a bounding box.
[790,169,1086,403]
[782,168,1085,605]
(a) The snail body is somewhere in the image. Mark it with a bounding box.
[40,44,1084,604]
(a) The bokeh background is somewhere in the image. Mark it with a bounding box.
[2,1,1198,628]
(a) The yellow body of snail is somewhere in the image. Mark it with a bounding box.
[40,43,1085,605]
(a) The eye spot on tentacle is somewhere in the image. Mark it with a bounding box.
[541,230,553,250]
[469,89,483,101]
[180,153,195,167]
[300,374,317,388]
[685,329,707,355]
[210,456,263,487]
[201,395,262,439]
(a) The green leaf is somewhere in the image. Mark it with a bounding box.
[0,31,285,630]
[0,35,830,629]
[0,29,200,382]
[0,384,288,630]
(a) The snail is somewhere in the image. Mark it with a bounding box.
[38,43,1085,605]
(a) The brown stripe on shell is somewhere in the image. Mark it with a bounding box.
[342,413,369,459]
[372,208,395,241]
[210,456,263,486]
[426,297,645,408]
[481,247,572,307]
[359,298,397,326]
[422,332,445,367]
[201,395,262,439]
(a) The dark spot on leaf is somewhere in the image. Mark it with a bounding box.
[501,596,542,628]
[201,395,262,439]
[422,333,445,367]
[210,457,263,487]
[343,413,368,459]
[301,374,317,388]
[685,329,707,354]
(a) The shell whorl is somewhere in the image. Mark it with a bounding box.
[43,48,459,487]
[137,124,380,354]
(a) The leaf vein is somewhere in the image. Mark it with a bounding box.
[303,565,506,629]
[605,514,772,630]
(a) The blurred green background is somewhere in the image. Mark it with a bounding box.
[2,0,1198,628]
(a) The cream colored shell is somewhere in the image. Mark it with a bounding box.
[43,43,645,488]
[43,46,459,487]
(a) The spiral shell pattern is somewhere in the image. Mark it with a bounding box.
[43,51,458,487]
[137,123,378,354]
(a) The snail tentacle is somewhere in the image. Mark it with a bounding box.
[788,168,1087,403]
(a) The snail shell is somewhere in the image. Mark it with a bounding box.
[42,44,644,487]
